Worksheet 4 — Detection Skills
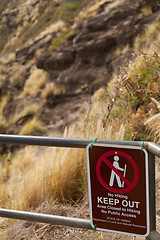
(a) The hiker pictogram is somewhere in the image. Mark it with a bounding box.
[109,155,127,188]
[96,150,139,193]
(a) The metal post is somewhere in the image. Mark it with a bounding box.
[147,231,160,240]
[146,153,156,240]
[146,152,160,240]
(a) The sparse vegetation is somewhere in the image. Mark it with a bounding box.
[51,27,75,50]
[0,0,84,53]
[19,117,44,136]
[10,65,27,88]
[11,103,41,124]
[0,0,160,239]
[54,1,81,22]
[0,115,6,130]
[140,5,152,16]
[22,68,48,97]
[134,20,160,51]
[106,50,160,142]
[42,82,58,104]
[121,52,160,109]
[0,94,10,115]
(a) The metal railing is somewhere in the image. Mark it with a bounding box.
[0,134,160,239]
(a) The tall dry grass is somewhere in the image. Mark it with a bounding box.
[22,68,48,97]
[0,3,159,238]
[0,92,126,211]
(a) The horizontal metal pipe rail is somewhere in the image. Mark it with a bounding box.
[0,208,160,239]
[0,208,92,230]
[0,134,160,157]
[0,134,160,239]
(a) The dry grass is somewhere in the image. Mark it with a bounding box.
[19,117,44,136]
[42,82,65,102]
[0,94,10,115]
[111,33,160,143]
[42,82,57,101]
[0,115,6,130]
[11,103,40,124]
[86,0,113,16]
[115,44,130,56]
[0,2,160,238]
[0,53,15,65]
[22,68,48,97]
[0,138,85,210]
[0,105,126,212]
[145,113,160,144]
[134,19,160,51]
[9,65,27,86]
[35,21,65,41]
[73,0,114,26]
[104,0,125,14]
[140,5,152,16]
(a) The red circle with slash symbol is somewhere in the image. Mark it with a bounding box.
[96,150,139,193]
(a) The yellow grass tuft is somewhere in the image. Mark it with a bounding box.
[0,111,126,212]
[10,65,27,85]
[134,20,160,51]
[42,82,65,102]
[22,68,48,97]
[35,21,65,41]
[145,113,160,143]
[115,44,130,56]
[19,117,44,136]
[0,115,6,130]
[11,103,40,124]
[87,0,113,15]
[0,94,10,115]
[0,53,16,65]
[42,82,57,100]
[140,5,152,16]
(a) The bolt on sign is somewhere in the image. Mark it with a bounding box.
[86,143,150,237]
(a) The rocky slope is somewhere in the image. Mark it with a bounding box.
[0,0,159,140]
[37,0,160,94]
[0,1,160,239]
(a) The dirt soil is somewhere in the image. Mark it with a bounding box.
[1,196,149,240]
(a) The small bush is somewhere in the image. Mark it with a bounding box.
[121,52,160,110]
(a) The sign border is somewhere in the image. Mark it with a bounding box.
[86,143,150,237]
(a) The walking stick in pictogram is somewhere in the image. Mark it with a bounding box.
[122,164,127,188]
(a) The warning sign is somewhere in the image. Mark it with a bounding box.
[86,143,149,237]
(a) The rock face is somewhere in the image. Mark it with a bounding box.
[37,48,76,71]
[37,0,160,94]
[0,0,160,136]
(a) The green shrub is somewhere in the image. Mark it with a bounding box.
[54,1,81,22]
[121,52,160,109]
[52,27,75,50]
